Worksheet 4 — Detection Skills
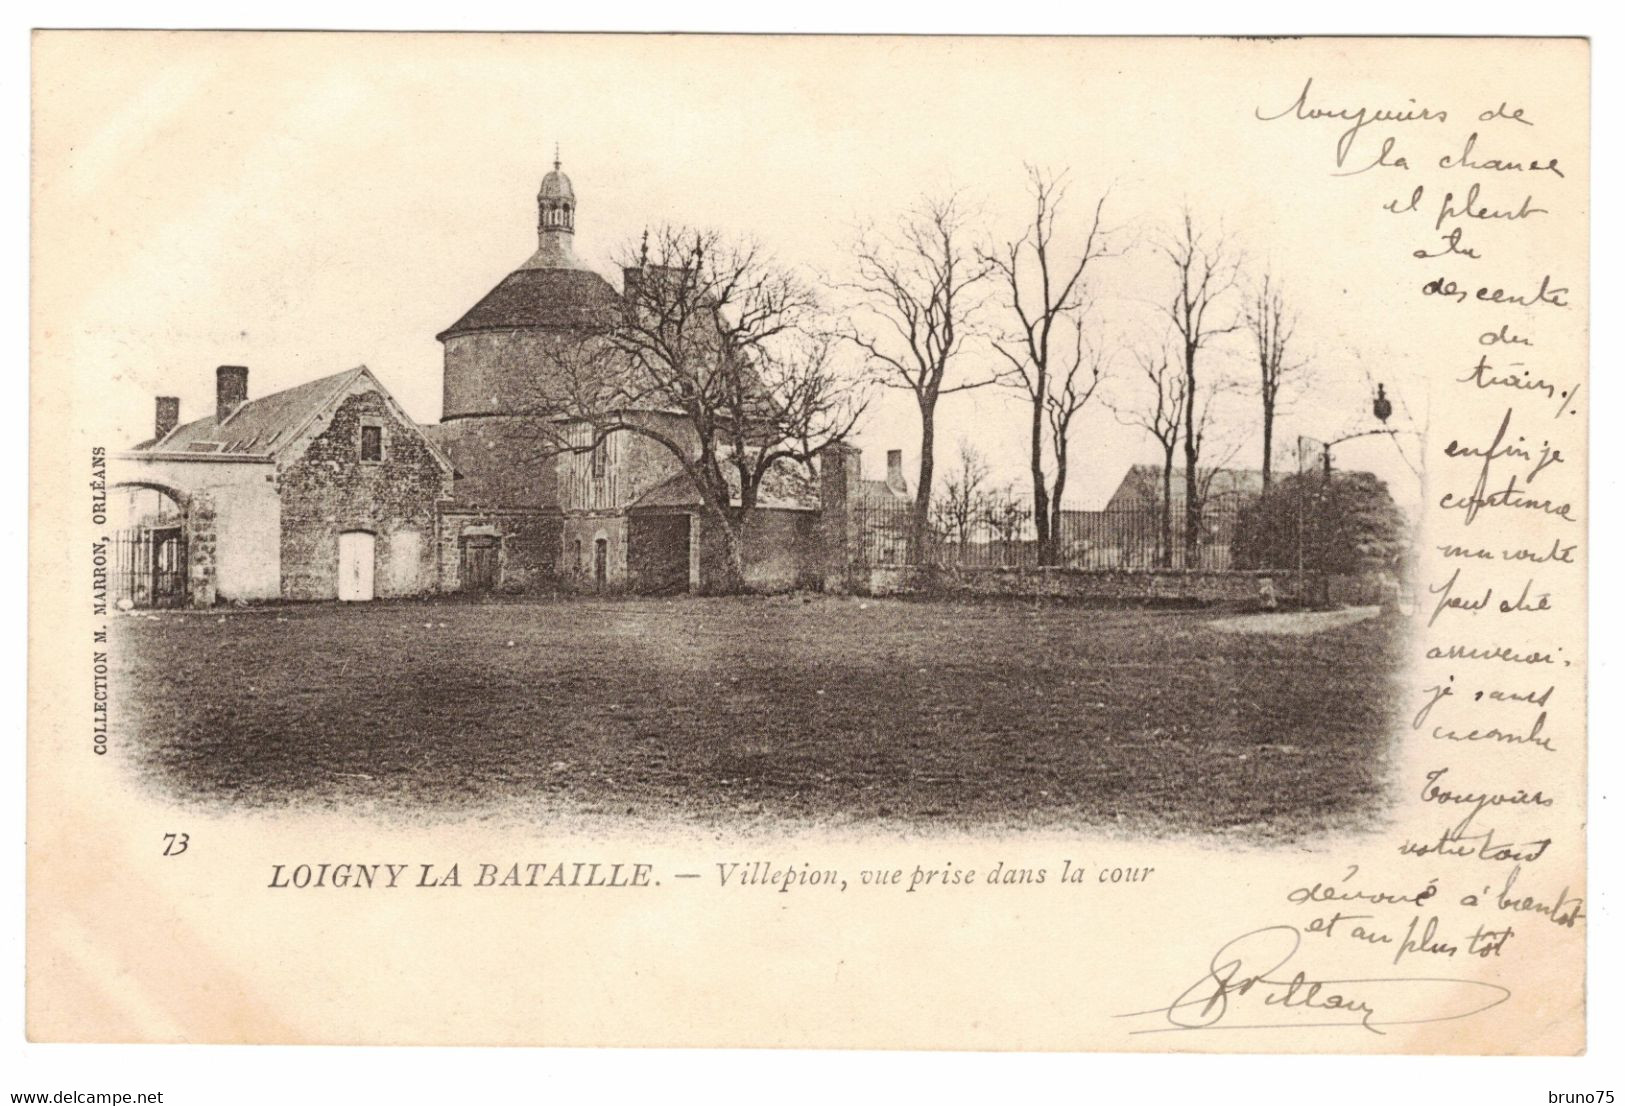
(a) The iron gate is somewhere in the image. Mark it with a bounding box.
[112,526,187,608]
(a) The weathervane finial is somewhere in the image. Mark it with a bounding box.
[553,142,561,172]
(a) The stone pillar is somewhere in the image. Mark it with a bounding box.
[818,443,863,593]
[185,492,218,607]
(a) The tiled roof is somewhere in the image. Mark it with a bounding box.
[859,478,910,506]
[139,368,365,457]
[1109,464,1266,505]
[436,267,621,340]
[628,471,703,509]
[631,456,819,512]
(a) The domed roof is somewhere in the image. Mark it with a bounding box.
[436,267,620,341]
[538,155,574,202]
[437,149,610,341]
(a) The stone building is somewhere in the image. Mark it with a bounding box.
[1103,463,1265,514]
[113,365,454,605]
[111,155,907,604]
[1097,463,1267,570]
[423,155,860,595]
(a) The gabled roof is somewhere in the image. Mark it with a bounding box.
[133,366,453,474]
[1108,464,1266,505]
[629,471,706,509]
[631,456,820,512]
[141,368,365,458]
[436,267,621,341]
[859,478,910,506]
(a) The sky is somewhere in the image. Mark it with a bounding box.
[33,33,1467,510]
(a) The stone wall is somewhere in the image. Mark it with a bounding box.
[738,508,821,592]
[561,513,628,590]
[441,329,584,420]
[856,564,1326,606]
[665,508,824,594]
[109,455,282,602]
[278,389,452,600]
[436,507,563,593]
[425,416,560,509]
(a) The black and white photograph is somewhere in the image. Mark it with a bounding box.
[21,26,1593,1087]
[98,43,1425,837]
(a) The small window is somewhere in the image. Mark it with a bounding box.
[360,424,383,463]
[591,436,607,479]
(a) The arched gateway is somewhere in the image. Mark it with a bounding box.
[107,479,218,609]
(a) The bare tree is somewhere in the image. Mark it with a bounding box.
[933,438,991,548]
[845,195,996,559]
[1193,448,1247,514]
[1113,342,1187,567]
[984,167,1114,566]
[981,482,1031,550]
[535,225,867,591]
[1246,270,1303,492]
[1158,209,1244,560]
[1178,368,1245,564]
[1045,323,1112,557]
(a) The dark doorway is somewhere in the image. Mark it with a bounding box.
[149,527,186,606]
[627,514,691,594]
[112,526,187,609]
[460,535,500,593]
[594,537,608,591]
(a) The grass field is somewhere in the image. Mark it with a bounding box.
[112,595,1408,836]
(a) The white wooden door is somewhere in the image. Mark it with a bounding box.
[338,531,375,602]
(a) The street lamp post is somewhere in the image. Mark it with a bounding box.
[1320,385,1399,482]
[1302,383,1399,605]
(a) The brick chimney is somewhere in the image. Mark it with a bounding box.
[886,449,908,495]
[216,365,248,424]
[154,396,180,441]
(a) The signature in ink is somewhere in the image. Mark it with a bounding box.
[1116,925,1510,1035]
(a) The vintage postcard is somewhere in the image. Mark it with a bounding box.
[28,32,1588,1051]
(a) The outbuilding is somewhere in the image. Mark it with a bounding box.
[112,364,454,606]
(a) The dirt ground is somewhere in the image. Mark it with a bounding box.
[111,595,1410,836]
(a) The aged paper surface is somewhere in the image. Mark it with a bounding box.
[28,32,1587,1051]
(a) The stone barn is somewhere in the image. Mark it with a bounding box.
[113,364,454,606]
